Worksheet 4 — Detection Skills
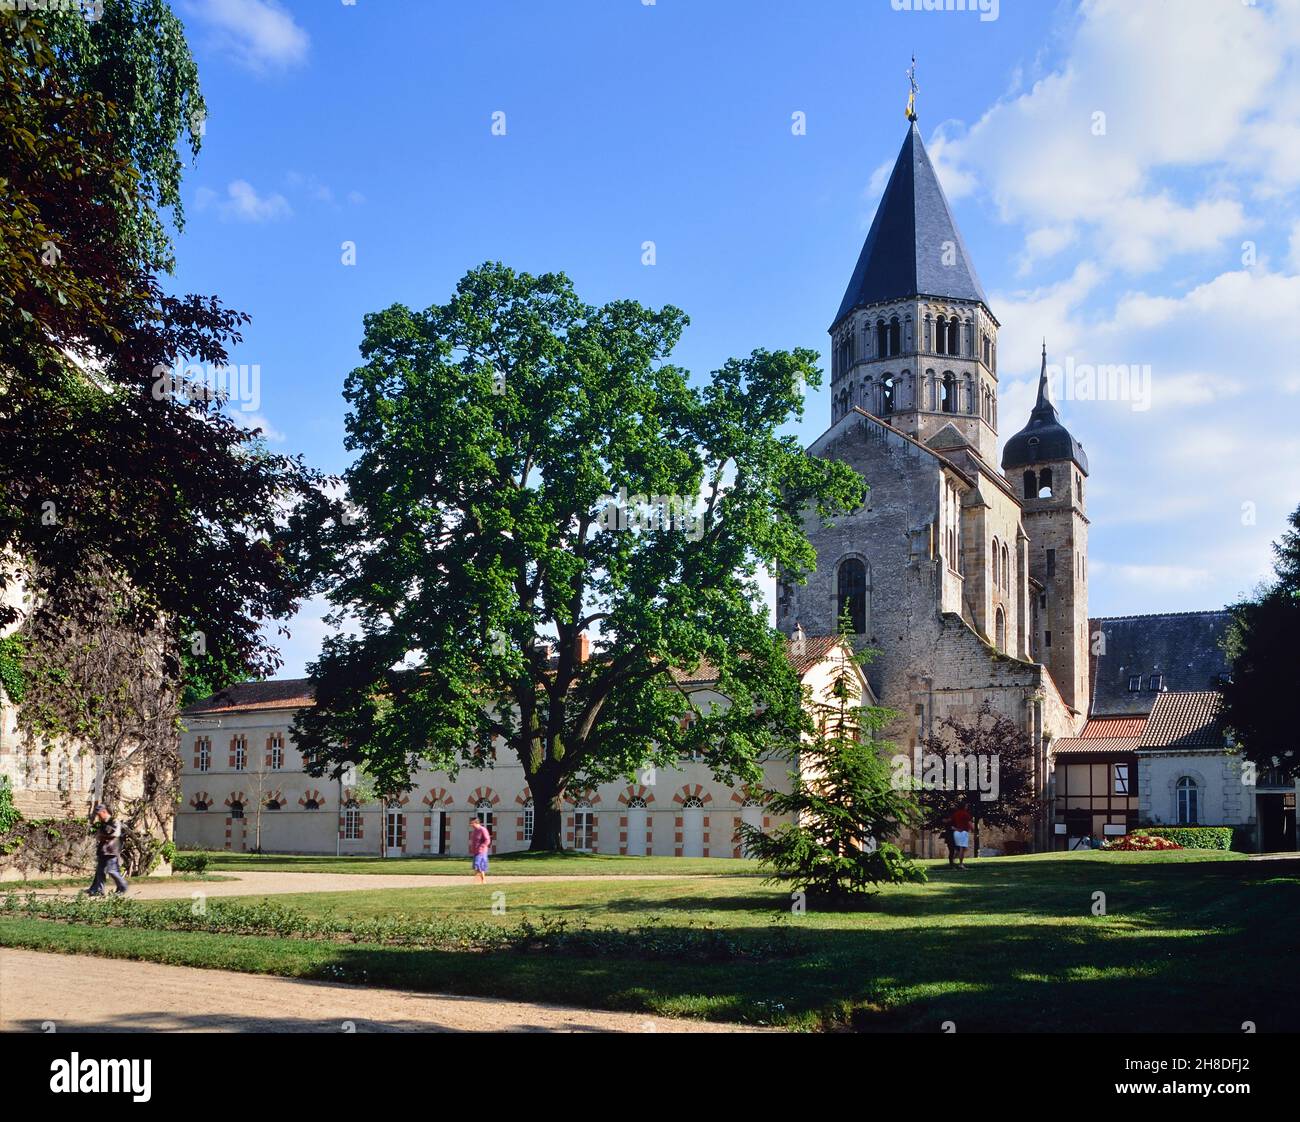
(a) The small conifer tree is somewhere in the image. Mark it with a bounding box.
[740,636,925,904]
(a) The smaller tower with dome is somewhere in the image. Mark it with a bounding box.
[1002,344,1091,713]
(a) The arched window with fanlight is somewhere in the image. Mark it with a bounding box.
[1176,777,1200,825]
[836,557,868,635]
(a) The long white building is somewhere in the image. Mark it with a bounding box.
[175,636,868,859]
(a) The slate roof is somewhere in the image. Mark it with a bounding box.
[1002,345,1089,475]
[1138,691,1225,751]
[1088,610,1232,718]
[833,122,989,326]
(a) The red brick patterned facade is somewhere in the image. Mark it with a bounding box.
[672,785,713,857]
[616,785,655,855]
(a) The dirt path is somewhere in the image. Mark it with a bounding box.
[0,948,745,1033]
[28,870,719,900]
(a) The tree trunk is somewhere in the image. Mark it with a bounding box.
[527,771,566,852]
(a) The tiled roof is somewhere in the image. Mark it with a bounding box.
[1077,717,1147,738]
[184,636,848,712]
[669,634,846,685]
[1053,736,1141,757]
[182,678,314,715]
[833,122,988,326]
[1088,610,1231,717]
[1138,690,1225,751]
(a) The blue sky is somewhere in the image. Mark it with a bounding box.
[166,0,1300,677]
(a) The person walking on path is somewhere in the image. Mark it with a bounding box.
[950,803,973,870]
[469,816,492,884]
[86,803,129,896]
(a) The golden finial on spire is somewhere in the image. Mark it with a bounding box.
[905,55,918,122]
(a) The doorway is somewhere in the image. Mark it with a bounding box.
[385,808,405,857]
[625,805,647,856]
[681,805,704,857]
[1258,793,1296,853]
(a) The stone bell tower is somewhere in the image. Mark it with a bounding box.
[826,118,1002,466]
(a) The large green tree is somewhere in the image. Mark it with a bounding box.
[289,263,864,850]
[1220,503,1300,778]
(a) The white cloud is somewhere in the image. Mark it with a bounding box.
[196,179,292,223]
[181,0,309,73]
[232,412,286,443]
[936,0,1299,274]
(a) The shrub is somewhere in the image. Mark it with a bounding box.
[1132,827,1232,850]
[172,851,210,874]
[1103,833,1183,851]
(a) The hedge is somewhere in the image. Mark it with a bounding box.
[1133,827,1233,850]
[171,851,211,874]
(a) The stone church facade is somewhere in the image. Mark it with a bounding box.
[778,120,1088,853]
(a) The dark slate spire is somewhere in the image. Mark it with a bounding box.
[1001,344,1089,476]
[833,122,989,326]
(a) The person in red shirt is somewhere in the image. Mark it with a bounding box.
[950,803,973,869]
[469,817,492,884]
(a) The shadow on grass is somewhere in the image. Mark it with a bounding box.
[4,855,1296,1032]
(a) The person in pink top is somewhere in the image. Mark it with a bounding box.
[469,817,492,883]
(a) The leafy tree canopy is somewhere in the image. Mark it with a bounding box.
[289,263,865,849]
[1220,502,1300,776]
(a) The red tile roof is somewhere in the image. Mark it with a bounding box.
[1077,716,1147,738]
[1138,690,1224,750]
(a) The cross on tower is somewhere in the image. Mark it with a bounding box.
[905,55,918,122]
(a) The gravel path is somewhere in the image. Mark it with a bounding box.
[28,870,715,900]
[0,948,743,1033]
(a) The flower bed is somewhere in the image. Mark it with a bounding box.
[1102,833,1183,851]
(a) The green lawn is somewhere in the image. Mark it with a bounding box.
[203,850,758,877]
[3,850,1295,1031]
